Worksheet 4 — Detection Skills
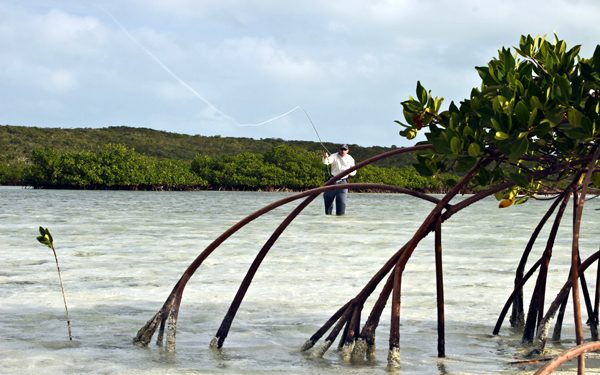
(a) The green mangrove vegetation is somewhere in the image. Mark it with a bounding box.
[1,125,450,191]
[25,144,207,190]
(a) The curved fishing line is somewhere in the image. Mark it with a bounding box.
[237,106,301,127]
[239,105,331,154]
[98,6,235,124]
[97,5,330,153]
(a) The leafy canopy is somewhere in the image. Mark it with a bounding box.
[397,35,600,205]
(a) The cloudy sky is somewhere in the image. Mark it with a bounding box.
[1,1,599,147]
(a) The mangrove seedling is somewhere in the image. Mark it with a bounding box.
[37,226,73,341]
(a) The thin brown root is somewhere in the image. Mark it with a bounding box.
[509,357,552,365]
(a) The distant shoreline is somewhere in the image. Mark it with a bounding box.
[8,184,590,196]
[1,184,448,194]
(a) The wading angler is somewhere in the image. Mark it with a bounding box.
[322,144,356,215]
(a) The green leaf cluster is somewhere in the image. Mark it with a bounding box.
[398,34,600,197]
[37,226,54,248]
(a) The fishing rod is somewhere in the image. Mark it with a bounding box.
[299,106,330,155]
[298,106,332,177]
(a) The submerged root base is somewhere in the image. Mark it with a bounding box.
[166,314,177,352]
[300,339,315,352]
[534,317,554,351]
[351,338,368,361]
[340,342,354,362]
[133,312,162,347]
[367,342,377,361]
[387,347,401,368]
[312,340,333,358]
[209,336,220,349]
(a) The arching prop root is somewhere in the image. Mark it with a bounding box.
[210,183,440,349]
[133,183,412,350]
[509,190,569,330]
[521,187,573,344]
[301,265,395,360]
[300,158,519,364]
[133,289,182,350]
[533,249,600,352]
[131,133,597,373]
[133,145,434,351]
[494,145,600,374]
[533,341,600,375]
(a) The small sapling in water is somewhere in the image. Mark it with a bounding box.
[37,226,73,341]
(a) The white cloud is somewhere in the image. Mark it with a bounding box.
[1,0,600,146]
[0,5,109,94]
[1,57,78,93]
[216,37,321,80]
[46,68,78,92]
[154,81,195,101]
[37,9,104,48]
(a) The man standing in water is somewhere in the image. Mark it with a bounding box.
[322,144,356,215]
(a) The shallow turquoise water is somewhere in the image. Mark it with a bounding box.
[0,187,599,374]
